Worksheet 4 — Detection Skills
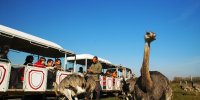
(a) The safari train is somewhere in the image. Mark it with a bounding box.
[0,25,133,99]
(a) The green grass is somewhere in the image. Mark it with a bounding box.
[101,97,120,100]
[101,83,200,100]
[172,83,200,100]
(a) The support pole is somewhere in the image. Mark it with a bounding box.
[64,53,67,71]
[85,59,88,73]
[73,55,76,72]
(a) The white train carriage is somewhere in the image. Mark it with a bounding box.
[67,54,133,93]
[100,65,132,93]
[0,25,75,98]
[0,59,11,92]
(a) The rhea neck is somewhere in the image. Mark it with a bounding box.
[141,41,153,92]
[143,42,150,66]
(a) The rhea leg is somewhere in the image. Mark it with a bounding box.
[63,89,73,100]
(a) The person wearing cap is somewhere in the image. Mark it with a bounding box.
[87,56,102,100]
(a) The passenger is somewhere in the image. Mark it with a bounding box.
[78,67,83,73]
[34,57,46,68]
[106,70,112,76]
[18,55,34,82]
[0,45,10,62]
[77,67,84,77]
[10,55,34,89]
[0,45,15,89]
[46,59,56,89]
[54,58,63,71]
[23,55,34,66]
[112,71,117,78]
[46,59,54,69]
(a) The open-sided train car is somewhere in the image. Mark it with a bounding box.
[67,54,133,93]
[0,25,75,99]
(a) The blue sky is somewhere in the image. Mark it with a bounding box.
[0,0,200,79]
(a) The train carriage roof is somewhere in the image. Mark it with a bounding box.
[0,25,75,58]
[67,54,116,68]
[118,65,132,73]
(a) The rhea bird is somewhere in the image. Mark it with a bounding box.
[134,32,173,100]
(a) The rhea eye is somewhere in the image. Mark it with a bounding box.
[146,32,150,35]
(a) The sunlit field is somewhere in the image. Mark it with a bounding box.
[101,83,200,100]
[172,83,200,100]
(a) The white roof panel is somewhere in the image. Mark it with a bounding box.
[0,25,75,57]
[0,25,62,49]
[67,54,112,64]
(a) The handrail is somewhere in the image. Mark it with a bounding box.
[12,64,25,68]
[12,64,24,66]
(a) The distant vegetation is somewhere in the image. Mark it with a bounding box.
[173,76,200,83]
[171,76,200,100]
